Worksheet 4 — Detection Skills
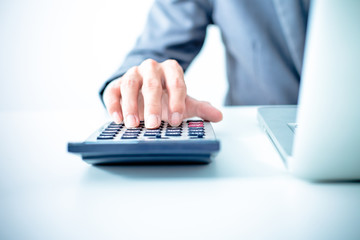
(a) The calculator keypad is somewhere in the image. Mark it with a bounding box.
[96,122,123,140]
[95,119,213,141]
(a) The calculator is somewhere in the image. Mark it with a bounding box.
[67,119,220,164]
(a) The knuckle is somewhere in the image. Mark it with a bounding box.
[142,58,158,69]
[143,78,162,90]
[121,75,139,88]
[163,59,180,69]
[125,66,139,78]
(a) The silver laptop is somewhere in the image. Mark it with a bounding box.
[257,0,360,181]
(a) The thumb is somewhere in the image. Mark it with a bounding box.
[185,96,223,122]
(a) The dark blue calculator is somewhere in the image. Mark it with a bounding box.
[68,119,220,164]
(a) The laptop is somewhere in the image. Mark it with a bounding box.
[257,0,360,181]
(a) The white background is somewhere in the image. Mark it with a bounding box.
[0,0,227,113]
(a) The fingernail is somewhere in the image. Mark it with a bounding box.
[112,112,121,124]
[146,114,160,129]
[170,112,182,126]
[125,115,137,128]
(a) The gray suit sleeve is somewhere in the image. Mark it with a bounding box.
[99,0,213,101]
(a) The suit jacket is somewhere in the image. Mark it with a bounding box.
[100,0,310,105]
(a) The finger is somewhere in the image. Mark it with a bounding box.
[103,79,123,124]
[139,59,163,129]
[120,67,142,128]
[185,96,223,122]
[161,60,186,126]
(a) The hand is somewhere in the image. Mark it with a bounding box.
[103,59,223,128]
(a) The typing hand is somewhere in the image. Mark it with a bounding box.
[103,59,223,128]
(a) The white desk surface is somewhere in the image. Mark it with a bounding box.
[1,107,359,240]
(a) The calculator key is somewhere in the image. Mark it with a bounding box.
[100,132,117,136]
[147,136,169,140]
[188,127,204,131]
[144,133,157,136]
[188,129,205,133]
[127,127,142,130]
[109,123,123,127]
[165,132,181,137]
[103,128,119,132]
[144,131,161,135]
[124,133,139,136]
[125,130,141,133]
[145,131,161,134]
[121,135,138,139]
[103,131,119,134]
[165,133,182,136]
[188,123,204,127]
[145,129,161,132]
[188,125,203,128]
[123,132,139,135]
[101,131,116,135]
[97,136,114,140]
[123,133,140,137]
[188,128,204,131]
[165,129,182,133]
[188,129,204,132]
[101,131,117,134]
[106,125,121,129]
[188,132,205,137]
[105,127,120,131]
[188,121,203,124]
[106,125,120,129]
[107,124,122,128]
[102,131,119,135]
[107,126,122,130]
[187,120,203,123]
